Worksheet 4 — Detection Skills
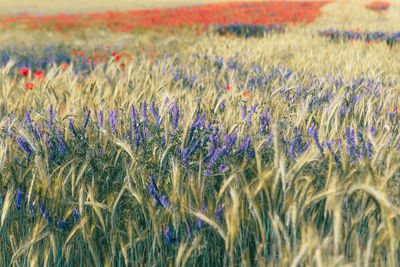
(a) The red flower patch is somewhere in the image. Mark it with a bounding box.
[0,1,330,33]
[365,1,390,12]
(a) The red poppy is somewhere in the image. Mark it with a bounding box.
[34,70,44,81]
[111,51,116,56]
[225,85,231,91]
[19,67,29,78]
[114,55,122,61]
[149,52,154,57]
[25,82,34,90]
[120,63,125,67]
[60,62,68,69]
[243,91,251,97]
[140,46,145,51]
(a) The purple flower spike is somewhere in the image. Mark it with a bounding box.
[308,124,324,155]
[68,120,78,138]
[47,105,54,131]
[98,110,103,128]
[241,104,247,120]
[326,139,340,165]
[215,206,224,221]
[45,211,52,223]
[149,184,162,206]
[56,220,70,230]
[142,101,148,124]
[171,102,180,130]
[38,203,45,215]
[16,188,23,211]
[83,109,91,129]
[73,208,80,223]
[151,172,158,192]
[160,195,171,209]
[197,205,207,230]
[57,129,66,154]
[164,227,177,244]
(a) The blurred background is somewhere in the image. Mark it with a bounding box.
[0,0,273,15]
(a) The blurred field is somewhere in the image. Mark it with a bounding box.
[0,0,310,15]
[1,0,400,266]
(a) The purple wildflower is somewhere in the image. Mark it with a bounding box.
[73,208,79,223]
[215,206,224,221]
[164,227,177,244]
[109,110,118,134]
[259,108,271,134]
[218,164,229,173]
[83,109,91,129]
[164,97,170,108]
[369,125,375,137]
[151,172,158,192]
[197,205,207,230]
[241,104,247,120]
[16,136,33,162]
[326,139,340,164]
[44,211,52,223]
[171,102,180,130]
[56,220,70,230]
[345,126,357,162]
[182,147,189,168]
[24,111,32,125]
[160,196,171,209]
[57,129,66,154]
[142,101,148,124]
[189,139,201,156]
[16,188,23,211]
[38,203,45,215]
[366,140,373,159]
[98,110,103,128]
[208,148,221,169]
[68,119,78,138]
[149,184,162,206]
[250,103,259,113]
[236,135,251,155]
[47,105,54,131]
[308,124,324,155]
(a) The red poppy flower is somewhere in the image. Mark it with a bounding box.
[120,63,125,67]
[111,51,116,56]
[114,55,122,61]
[149,52,154,57]
[140,46,145,51]
[25,82,34,90]
[225,85,231,91]
[19,67,29,78]
[60,62,68,69]
[34,70,44,81]
[243,91,251,97]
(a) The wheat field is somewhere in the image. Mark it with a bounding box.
[0,1,400,266]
